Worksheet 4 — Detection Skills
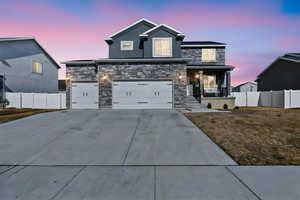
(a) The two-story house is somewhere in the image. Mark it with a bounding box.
[0,38,60,94]
[63,19,235,109]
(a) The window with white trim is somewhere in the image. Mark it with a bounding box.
[202,48,216,62]
[121,41,133,50]
[153,38,172,57]
[32,61,43,73]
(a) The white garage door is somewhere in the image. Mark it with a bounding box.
[113,81,173,109]
[71,82,98,109]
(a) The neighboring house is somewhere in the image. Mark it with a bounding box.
[257,53,300,91]
[63,18,235,109]
[0,73,4,103]
[0,37,59,93]
[232,82,257,92]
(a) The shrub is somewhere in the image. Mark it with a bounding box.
[223,104,228,110]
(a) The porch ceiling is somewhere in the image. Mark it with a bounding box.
[187,65,235,70]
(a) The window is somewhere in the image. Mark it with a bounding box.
[32,61,43,73]
[121,41,133,50]
[202,48,216,62]
[153,38,172,57]
[203,75,217,88]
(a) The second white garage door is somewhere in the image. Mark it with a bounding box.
[112,81,173,109]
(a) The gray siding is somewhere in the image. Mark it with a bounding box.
[181,47,225,65]
[257,59,300,91]
[108,23,153,58]
[1,53,58,93]
[143,29,182,58]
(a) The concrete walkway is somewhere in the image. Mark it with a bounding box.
[0,110,299,199]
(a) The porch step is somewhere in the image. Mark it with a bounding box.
[185,96,207,109]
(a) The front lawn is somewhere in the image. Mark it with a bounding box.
[0,108,60,124]
[185,107,300,165]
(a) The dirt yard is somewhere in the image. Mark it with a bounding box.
[0,108,60,124]
[185,107,300,165]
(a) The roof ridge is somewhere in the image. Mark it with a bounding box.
[139,23,184,37]
[105,18,157,40]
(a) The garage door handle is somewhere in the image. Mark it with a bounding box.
[137,102,148,104]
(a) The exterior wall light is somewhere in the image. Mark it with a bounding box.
[177,72,183,80]
[102,74,108,80]
[195,74,200,79]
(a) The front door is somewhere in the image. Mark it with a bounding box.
[193,79,201,102]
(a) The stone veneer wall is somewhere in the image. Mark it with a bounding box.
[181,48,225,65]
[98,63,187,108]
[65,65,98,108]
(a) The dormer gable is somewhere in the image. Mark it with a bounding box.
[104,18,157,44]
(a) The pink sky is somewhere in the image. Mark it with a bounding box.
[1,0,299,86]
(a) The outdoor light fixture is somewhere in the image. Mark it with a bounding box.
[102,74,108,80]
[195,74,200,79]
[178,73,183,80]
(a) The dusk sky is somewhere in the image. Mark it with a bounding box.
[1,0,300,85]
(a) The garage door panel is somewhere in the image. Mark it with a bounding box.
[72,82,98,109]
[112,81,173,109]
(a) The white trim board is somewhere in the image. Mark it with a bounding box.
[152,37,173,58]
[140,24,184,37]
[105,18,157,40]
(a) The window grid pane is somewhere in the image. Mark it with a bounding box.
[153,38,171,57]
[202,49,216,62]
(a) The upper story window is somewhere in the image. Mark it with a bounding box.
[202,48,216,62]
[32,61,43,74]
[152,38,172,57]
[121,41,134,50]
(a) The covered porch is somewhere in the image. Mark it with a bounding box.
[186,65,234,100]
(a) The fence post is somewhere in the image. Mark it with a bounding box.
[246,91,248,107]
[20,93,22,108]
[290,90,292,108]
[270,90,273,107]
[46,94,48,109]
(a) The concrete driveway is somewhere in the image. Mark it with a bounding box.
[1,110,299,200]
[0,109,235,165]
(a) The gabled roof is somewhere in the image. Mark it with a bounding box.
[181,41,226,47]
[104,18,157,41]
[234,81,257,88]
[257,53,300,78]
[139,24,185,38]
[0,37,60,69]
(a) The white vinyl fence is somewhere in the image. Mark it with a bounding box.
[232,90,300,108]
[6,92,66,109]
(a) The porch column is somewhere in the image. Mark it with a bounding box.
[199,70,204,97]
[226,71,231,96]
